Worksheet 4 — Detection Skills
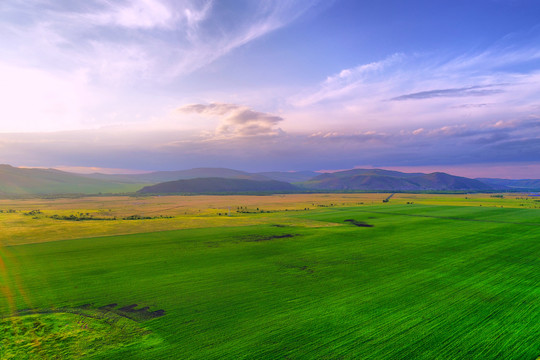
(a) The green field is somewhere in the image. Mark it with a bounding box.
[1,197,539,359]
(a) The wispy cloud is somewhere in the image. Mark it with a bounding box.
[390,85,505,101]
[0,0,320,81]
[290,32,540,132]
[0,1,319,132]
[292,53,405,107]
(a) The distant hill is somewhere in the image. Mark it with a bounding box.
[0,164,143,195]
[255,171,318,183]
[301,169,497,191]
[138,177,299,194]
[477,178,540,191]
[86,167,270,183]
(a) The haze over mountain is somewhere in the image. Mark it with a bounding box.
[255,171,318,183]
[477,178,540,191]
[301,169,499,191]
[5,164,540,195]
[138,178,299,194]
[0,165,313,195]
[85,168,270,183]
[0,164,142,195]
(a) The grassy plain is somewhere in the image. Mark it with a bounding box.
[0,194,390,246]
[0,193,539,359]
[2,193,539,246]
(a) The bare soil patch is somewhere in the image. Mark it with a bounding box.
[242,233,296,242]
[344,219,374,227]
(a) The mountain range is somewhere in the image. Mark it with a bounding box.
[1,163,539,195]
[301,169,496,191]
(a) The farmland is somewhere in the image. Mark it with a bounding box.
[0,193,539,359]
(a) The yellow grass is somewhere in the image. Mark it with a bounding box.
[0,194,389,246]
[1,193,538,246]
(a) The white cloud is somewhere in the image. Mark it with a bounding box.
[178,103,284,137]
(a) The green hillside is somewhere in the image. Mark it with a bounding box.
[0,165,144,195]
[138,177,299,194]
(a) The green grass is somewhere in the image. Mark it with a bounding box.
[1,204,539,359]
[0,311,158,359]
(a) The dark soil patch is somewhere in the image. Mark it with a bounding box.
[87,303,165,321]
[99,303,118,311]
[278,262,315,274]
[299,265,314,274]
[102,303,166,321]
[344,219,374,227]
[242,233,296,242]
[9,303,166,322]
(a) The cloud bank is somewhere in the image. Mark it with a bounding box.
[2,114,539,177]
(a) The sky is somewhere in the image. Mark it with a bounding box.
[1,0,540,178]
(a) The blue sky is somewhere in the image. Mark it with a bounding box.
[1,0,540,177]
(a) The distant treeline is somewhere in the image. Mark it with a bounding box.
[45,213,173,221]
